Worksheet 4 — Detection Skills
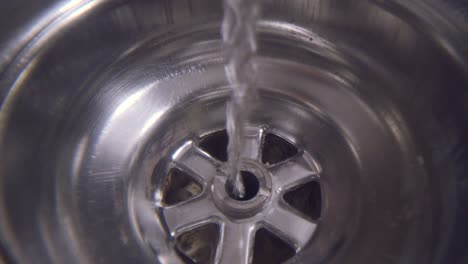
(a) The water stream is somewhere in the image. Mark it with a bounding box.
[222,0,260,199]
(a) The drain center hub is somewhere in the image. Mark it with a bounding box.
[226,171,260,201]
[212,160,272,218]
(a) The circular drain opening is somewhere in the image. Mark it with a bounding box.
[158,128,322,264]
[226,171,260,201]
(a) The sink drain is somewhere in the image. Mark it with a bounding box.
[156,128,322,264]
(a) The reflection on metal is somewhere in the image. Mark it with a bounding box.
[1,0,468,263]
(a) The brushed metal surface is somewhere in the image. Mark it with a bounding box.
[1,0,468,263]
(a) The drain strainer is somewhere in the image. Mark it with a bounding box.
[155,128,322,264]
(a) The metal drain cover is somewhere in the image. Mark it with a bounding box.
[155,128,321,263]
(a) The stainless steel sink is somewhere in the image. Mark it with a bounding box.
[1,0,468,263]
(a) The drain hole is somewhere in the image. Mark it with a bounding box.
[161,168,202,206]
[262,133,298,165]
[199,130,228,162]
[226,171,260,201]
[252,228,296,264]
[175,224,220,264]
[284,181,322,220]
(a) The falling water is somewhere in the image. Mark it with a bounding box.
[222,0,260,199]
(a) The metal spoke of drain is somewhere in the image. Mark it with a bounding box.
[172,141,220,184]
[163,195,220,235]
[217,222,256,264]
[269,151,319,190]
[240,127,265,161]
[264,205,317,249]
